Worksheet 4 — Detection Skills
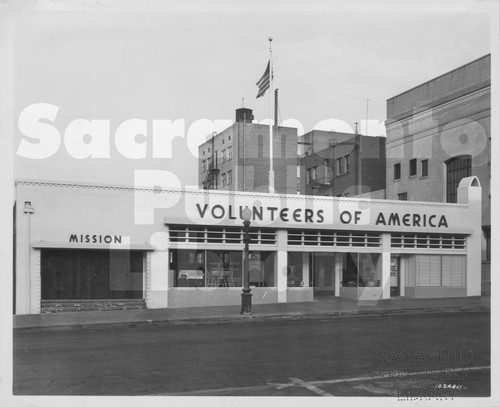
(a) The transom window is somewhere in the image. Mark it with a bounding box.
[288,230,381,248]
[391,233,466,250]
[169,226,277,245]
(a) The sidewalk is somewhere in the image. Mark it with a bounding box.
[13,296,490,332]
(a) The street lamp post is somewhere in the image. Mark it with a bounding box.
[241,206,252,315]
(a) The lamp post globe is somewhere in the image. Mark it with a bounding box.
[242,206,252,223]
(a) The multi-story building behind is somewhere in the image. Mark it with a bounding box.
[299,131,386,197]
[385,54,491,294]
[198,108,298,194]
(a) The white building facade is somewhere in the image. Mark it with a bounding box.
[15,177,482,315]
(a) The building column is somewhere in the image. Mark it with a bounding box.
[16,207,33,315]
[30,249,41,314]
[147,251,169,309]
[146,228,170,309]
[276,229,287,303]
[457,176,482,296]
[381,233,391,299]
[334,254,342,297]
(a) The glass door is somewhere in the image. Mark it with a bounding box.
[311,252,335,296]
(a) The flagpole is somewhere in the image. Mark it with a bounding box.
[268,37,275,193]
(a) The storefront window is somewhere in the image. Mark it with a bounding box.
[207,250,243,287]
[339,253,380,287]
[407,255,466,288]
[287,252,304,287]
[169,249,278,289]
[249,251,275,287]
[170,249,206,287]
[170,249,278,288]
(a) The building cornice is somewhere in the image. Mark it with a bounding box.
[16,179,469,209]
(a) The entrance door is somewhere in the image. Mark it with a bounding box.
[311,253,335,296]
[390,255,400,297]
[41,249,144,300]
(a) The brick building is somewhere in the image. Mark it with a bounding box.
[299,130,386,197]
[198,108,298,194]
[385,54,491,294]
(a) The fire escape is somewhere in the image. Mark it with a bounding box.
[202,132,219,190]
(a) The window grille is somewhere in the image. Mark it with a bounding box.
[391,233,466,250]
[287,230,381,248]
[169,226,277,245]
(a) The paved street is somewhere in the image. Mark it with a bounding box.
[13,311,490,396]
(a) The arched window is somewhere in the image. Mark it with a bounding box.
[445,155,471,203]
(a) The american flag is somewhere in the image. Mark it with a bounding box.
[256,61,271,98]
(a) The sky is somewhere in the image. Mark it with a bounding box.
[10,0,492,188]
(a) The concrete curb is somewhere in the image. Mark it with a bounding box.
[13,305,490,333]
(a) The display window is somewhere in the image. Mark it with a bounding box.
[170,250,206,287]
[406,255,466,288]
[287,252,305,287]
[169,249,276,287]
[207,250,243,287]
[339,252,380,287]
[41,249,144,299]
[248,251,275,287]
